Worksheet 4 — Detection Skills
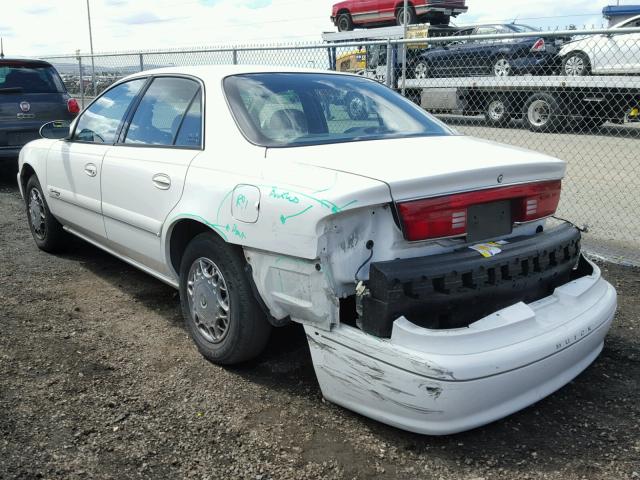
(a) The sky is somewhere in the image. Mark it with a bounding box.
[0,0,638,57]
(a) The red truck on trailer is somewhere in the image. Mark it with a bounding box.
[331,0,468,31]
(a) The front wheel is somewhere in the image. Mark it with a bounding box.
[562,52,591,76]
[337,13,353,32]
[25,175,68,253]
[484,97,512,127]
[413,61,430,80]
[179,233,271,365]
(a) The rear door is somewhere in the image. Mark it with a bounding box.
[46,78,147,241]
[100,76,203,274]
[0,61,73,152]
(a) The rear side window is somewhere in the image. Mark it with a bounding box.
[174,91,202,147]
[73,79,146,144]
[124,77,201,147]
[0,63,65,93]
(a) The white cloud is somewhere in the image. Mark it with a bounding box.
[0,0,633,57]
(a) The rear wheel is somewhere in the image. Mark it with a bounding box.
[345,92,368,120]
[493,56,512,77]
[396,6,417,27]
[25,175,67,253]
[179,233,271,365]
[337,12,354,32]
[524,93,562,133]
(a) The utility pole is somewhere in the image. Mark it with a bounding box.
[86,0,96,97]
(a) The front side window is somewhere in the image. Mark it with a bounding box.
[73,78,146,144]
[224,73,452,148]
[124,77,201,147]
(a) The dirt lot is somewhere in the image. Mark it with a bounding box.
[1,168,639,480]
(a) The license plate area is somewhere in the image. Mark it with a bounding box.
[467,200,512,243]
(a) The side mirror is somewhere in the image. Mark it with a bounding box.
[39,120,71,140]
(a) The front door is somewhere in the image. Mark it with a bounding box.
[45,78,147,241]
[101,76,203,275]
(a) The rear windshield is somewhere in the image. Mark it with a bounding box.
[224,73,452,148]
[0,64,65,93]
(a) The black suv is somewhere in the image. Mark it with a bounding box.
[0,59,79,160]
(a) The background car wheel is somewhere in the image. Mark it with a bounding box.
[179,233,271,365]
[25,175,67,253]
[345,92,368,120]
[337,12,353,32]
[493,57,512,77]
[562,52,591,76]
[396,6,416,26]
[524,93,561,133]
[484,97,512,127]
[413,61,430,79]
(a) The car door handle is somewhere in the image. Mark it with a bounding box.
[84,163,97,177]
[152,173,171,190]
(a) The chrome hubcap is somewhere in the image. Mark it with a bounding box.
[28,188,46,240]
[187,257,230,344]
[565,55,585,75]
[349,96,366,119]
[415,62,428,79]
[494,58,511,77]
[488,100,506,121]
[528,100,550,127]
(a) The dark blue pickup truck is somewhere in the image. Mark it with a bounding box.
[0,59,79,160]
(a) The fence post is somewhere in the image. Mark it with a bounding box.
[139,53,144,72]
[77,55,85,109]
[385,39,393,88]
[232,49,237,65]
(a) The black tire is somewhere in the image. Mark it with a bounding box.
[562,51,591,76]
[493,56,512,77]
[337,12,353,32]
[179,233,271,365]
[396,6,417,26]
[484,96,512,127]
[345,92,368,120]
[413,60,430,79]
[523,93,562,133]
[25,175,67,253]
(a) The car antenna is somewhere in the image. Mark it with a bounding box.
[511,16,518,25]
[0,38,4,59]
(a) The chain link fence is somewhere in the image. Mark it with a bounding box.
[42,24,640,264]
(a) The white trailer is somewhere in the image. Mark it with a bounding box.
[403,75,640,132]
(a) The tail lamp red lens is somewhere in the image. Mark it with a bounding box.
[67,98,80,115]
[531,38,546,52]
[397,180,562,241]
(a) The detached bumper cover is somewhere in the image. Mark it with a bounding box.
[363,224,581,337]
[306,255,616,435]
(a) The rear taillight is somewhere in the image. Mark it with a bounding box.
[531,38,546,53]
[67,98,80,115]
[397,180,562,242]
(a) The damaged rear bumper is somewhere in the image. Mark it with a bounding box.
[305,255,616,435]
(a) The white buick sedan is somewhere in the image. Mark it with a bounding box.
[18,66,616,435]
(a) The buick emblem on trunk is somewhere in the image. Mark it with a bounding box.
[19,101,31,113]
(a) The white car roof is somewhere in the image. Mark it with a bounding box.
[124,65,351,84]
[613,14,640,28]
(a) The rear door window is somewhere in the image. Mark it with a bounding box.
[0,63,65,93]
[72,78,146,144]
[124,77,201,147]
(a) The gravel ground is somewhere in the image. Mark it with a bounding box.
[1,167,639,480]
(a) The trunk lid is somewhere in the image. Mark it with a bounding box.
[266,135,566,202]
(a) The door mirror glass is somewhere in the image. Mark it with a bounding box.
[39,120,71,140]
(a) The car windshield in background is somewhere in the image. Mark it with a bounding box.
[509,24,539,33]
[224,73,452,147]
[0,63,65,93]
